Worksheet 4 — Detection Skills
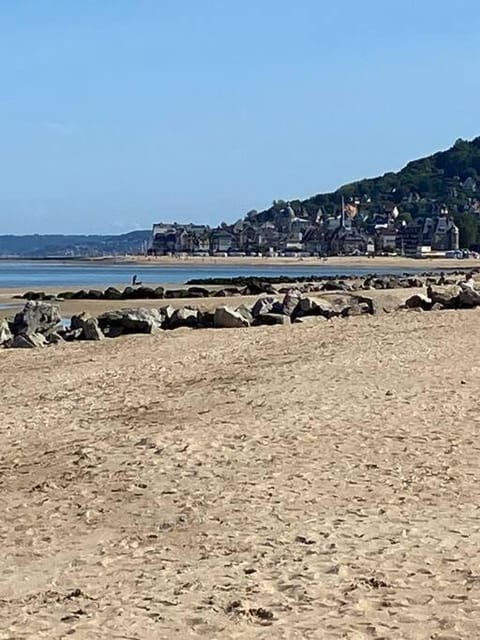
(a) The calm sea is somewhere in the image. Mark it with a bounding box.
[0,260,444,289]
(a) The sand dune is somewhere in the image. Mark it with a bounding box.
[1,310,480,638]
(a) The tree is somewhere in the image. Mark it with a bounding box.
[397,211,413,225]
[455,213,478,248]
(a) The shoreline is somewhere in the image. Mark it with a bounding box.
[0,254,479,270]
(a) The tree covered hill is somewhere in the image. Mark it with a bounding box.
[0,230,151,257]
[254,137,480,245]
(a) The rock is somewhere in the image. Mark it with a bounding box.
[257,313,291,325]
[164,289,191,299]
[405,293,432,311]
[159,305,175,326]
[242,280,277,295]
[323,294,368,317]
[72,290,88,299]
[355,293,400,315]
[187,286,210,298]
[427,285,460,309]
[281,289,302,316]
[97,308,164,334]
[121,286,157,299]
[71,312,104,340]
[153,286,165,299]
[101,326,124,339]
[235,304,254,324]
[86,289,103,300]
[134,286,156,299]
[372,276,402,290]
[11,332,47,348]
[407,277,424,288]
[57,291,75,300]
[322,280,351,292]
[169,307,200,329]
[22,291,45,300]
[198,310,215,328]
[0,318,13,345]
[121,286,135,299]
[214,305,250,328]
[298,296,335,318]
[458,287,480,308]
[103,287,123,300]
[344,301,370,316]
[62,328,85,341]
[251,296,277,318]
[46,331,64,344]
[213,287,242,297]
[13,301,61,336]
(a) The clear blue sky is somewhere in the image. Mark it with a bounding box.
[1,0,479,234]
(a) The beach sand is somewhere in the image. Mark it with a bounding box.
[94,254,480,270]
[1,308,480,638]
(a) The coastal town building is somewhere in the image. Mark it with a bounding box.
[150,206,461,258]
[397,217,460,257]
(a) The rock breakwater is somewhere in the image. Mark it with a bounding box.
[3,279,480,349]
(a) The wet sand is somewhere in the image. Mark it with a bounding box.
[1,309,480,638]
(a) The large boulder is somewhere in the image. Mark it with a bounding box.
[198,310,215,328]
[0,319,12,345]
[57,291,75,300]
[235,304,254,325]
[427,285,460,309]
[86,289,103,300]
[136,286,158,299]
[164,289,191,299]
[72,290,88,299]
[281,289,302,316]
[214,306,250,328]
[169,307,200,329]
[322,294,370,317]
[242,280,277,295]
[298,296,335,318]
[251,295,279,318]
[159,305,175,326]
[187,286,210,298]
[97,308,164,334]
[405,294,432,311]
[23,291,45,300]
[103,286,123,300]
[257,313,291,326]
[13,302,61,336]
[213,287,242,297]
[458,287,480,308]
[321,280,351,292]
[354,293,400,315]
[70,312,104,340]
[11,333,47,348]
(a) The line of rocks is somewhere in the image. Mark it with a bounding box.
[18,273,462,303]
[4,283,480,349]
[405,284,480,311]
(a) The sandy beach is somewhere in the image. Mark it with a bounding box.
[93,254,480,271]
[2,308,480,638]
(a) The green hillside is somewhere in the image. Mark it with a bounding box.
[258,137,480,246]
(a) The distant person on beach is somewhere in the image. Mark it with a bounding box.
[132,274,142,286]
